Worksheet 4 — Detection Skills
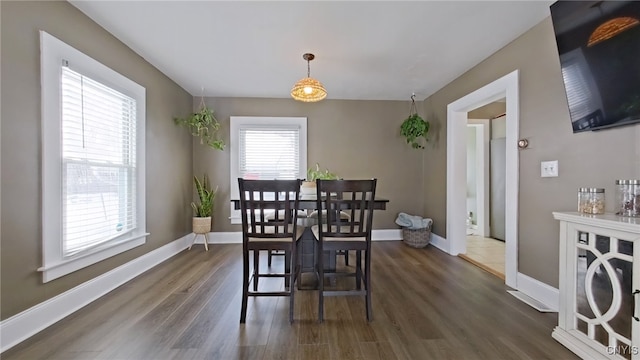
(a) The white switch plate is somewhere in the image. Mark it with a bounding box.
[541,160,558,177]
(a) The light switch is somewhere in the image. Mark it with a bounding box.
[541,160,559,177]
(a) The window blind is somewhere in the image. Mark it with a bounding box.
[61,66,137,256]
[239,126,300,180]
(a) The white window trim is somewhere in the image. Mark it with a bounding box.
[39,31,147,282]
[229,116,307,224]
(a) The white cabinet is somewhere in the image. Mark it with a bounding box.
[553,212,640,359]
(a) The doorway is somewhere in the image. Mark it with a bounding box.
[446,70,519,288]
[461,112,506,280]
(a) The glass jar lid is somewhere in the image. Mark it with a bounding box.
[588,188,605,193]
[616,180,640,185]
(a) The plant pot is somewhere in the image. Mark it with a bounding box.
[192,216,211,234]
[300,181,316,196]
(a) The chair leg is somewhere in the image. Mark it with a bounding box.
[365,249,372,322]
[318,245,324,323]
[253,250,260,291]
[344,250,349,266]
[289,249,296,323]
[284,250,291,289]
[240,249,249,323]
[355,251,362,290]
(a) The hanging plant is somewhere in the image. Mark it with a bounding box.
[400,94,430,149]
[174,96,225,150]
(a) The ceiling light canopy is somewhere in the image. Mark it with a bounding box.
[291,53,327,102]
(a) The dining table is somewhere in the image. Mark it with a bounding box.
[231,194,389,289]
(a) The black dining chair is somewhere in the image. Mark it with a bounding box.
[238,179,303,323]
[312,179,377,322]
[266,209,308,267]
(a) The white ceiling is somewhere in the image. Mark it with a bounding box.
[69,1,554,101]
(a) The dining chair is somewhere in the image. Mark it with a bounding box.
[265,209,308,266]
[308,209,351,265]
[238,178,303,323]
[312,179,377,322]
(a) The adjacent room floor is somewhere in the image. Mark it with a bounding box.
[460,235,506,280]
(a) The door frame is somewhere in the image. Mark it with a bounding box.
[446,70,519,288]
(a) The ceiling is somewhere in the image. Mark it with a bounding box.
[69,1,554,101]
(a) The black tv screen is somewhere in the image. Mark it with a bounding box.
[550,1,640,132]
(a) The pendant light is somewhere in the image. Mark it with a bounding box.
[290,53,327,102]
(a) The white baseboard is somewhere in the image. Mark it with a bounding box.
[429,232,448,252]
[192,229,403,245]
[372,229,402,241]
[0,234,192,353]
[552,327,608,359]
[515,272,559,312]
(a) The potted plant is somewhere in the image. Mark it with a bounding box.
[174,98,225,150]
[191,174,217,237]
[301,163,338,195]
[400,94,430,149]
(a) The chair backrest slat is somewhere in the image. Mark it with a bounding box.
[238,179,302,242]
[315,179,377,240]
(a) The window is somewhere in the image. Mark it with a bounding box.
[40,31,147,282]
[229,117,307,224]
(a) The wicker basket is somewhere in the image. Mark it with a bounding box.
[192,217,212,234]
[402,225,432,248]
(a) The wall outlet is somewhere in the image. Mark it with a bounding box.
[541,160,559,177]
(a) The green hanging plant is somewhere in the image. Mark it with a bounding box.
[400,94,430,149]
[174,97,225,151]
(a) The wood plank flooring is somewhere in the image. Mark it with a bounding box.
[2,241,579,360]
[460,235,505,280]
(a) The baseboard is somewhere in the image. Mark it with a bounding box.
[372,229,402,241]
[552,327,608,359]
[429,232,448,252]
[0,234,192,353]
[205,231,242,244]
[515,272,559,312]
[193,229,403,245]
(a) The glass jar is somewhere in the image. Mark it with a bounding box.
[583,188,605,215]
[577,187,589,213]
[615,180,640,217]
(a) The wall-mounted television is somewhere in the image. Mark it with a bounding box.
[550,1,640,133]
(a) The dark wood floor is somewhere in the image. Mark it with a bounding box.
[3,241,578,360]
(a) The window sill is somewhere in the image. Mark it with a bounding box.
[38,233,149,282]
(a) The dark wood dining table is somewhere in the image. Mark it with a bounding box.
[231,195,389,289]
[231,195,388,211]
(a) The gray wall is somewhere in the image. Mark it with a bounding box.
[193,97,425,232]
[422,17,640,287]
[0,1,194,320]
